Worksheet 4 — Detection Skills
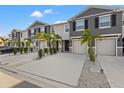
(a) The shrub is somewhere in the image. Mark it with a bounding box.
[38,49,42,58]
[19,48,23,54]
[53,48,57,54]
[13,48,17,55]
[44,48,48,54]
[49,48,53,55]
[24,47,28,54]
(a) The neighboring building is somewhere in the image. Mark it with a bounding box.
[20,30,28,42]
[50,22,70,52]
[69,6,124,56]
[27,21,50,50]
[8,33,12,40]
[11,29,28,47]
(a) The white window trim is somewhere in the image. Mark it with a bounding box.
[76,19,85,31]
[99,14,111,29]
[64,24,69,33]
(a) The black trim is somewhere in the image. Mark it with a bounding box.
[85,19,88,29]
[73,21,76,31]
[95,17,99,28]
[111,14,116,26]
[45,27,47,33]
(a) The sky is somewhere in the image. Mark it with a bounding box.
[0,5,124,37]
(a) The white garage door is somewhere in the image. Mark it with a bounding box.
[96,38,116,56]
[72,39,87,54]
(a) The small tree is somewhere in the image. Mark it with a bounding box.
[80,29,101,62]
[13,48,18,55]
[15,38,21,48]
[38,49,42,58]
[51,33,62,52]
[24,38,33,52]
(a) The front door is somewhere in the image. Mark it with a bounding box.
[65,40,69,51]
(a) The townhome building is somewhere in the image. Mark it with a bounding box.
[69,6,124,56]
[50,22,70,52]
[27,21,50,50]
[10,29,28,47]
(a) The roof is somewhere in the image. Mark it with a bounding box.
[11,29,22,33]
[69,5,123,21]
[51,21,68,26]
[27,20,49,29]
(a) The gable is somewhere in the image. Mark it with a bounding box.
[75,8,113,18]
[29,21,48,28]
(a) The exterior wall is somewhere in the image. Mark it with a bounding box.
[122,26,124,37]
[117,48,123,56]
[28,25,49,39]
[51,23,69,40]
[20,31,28,42]
[70,11,122,37]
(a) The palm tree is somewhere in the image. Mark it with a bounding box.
[35,32,47,50]
[15,38,21,48]
[0,37,9,46]
[24,38,33,52]
[0,41,2,45]
[80,29,101,62]
[51,33,62,51]
[45,32,52,49]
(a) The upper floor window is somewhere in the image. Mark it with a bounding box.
[40,26,45,32]
[76,19,84,31]
[99,14,111,28]
[64,24,69,32]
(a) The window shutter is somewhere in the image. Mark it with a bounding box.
[45,27,47,33]
[111,14,116,26]
[85,19,88,29]
[34,28,36,35]
[28,30,31,37]
[95,17,99,28]
[72,21,76,31]
[38,27,40,33]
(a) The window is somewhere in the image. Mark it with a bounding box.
[76,19,85,31]
[99,14,111,28]
[40,26,45,32]
[64,24,69,32]
[122,14,124,26]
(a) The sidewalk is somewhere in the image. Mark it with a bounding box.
[0,71,22,88]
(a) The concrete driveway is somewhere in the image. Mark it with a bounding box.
[0,52,37,66]
[98,56,124,88]
[15,53,86,87]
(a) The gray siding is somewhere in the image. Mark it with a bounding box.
[117,48,123,56]
[76,8,112,18]
[70,11,122,37]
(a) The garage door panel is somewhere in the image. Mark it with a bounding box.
[73,39,87,54]
[96,38,116,56]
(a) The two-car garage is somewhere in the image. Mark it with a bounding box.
[72,37,117,56]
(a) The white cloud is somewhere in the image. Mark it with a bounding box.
[43,9,54,14]
[55,20,67,24]
[30,11,43,18]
